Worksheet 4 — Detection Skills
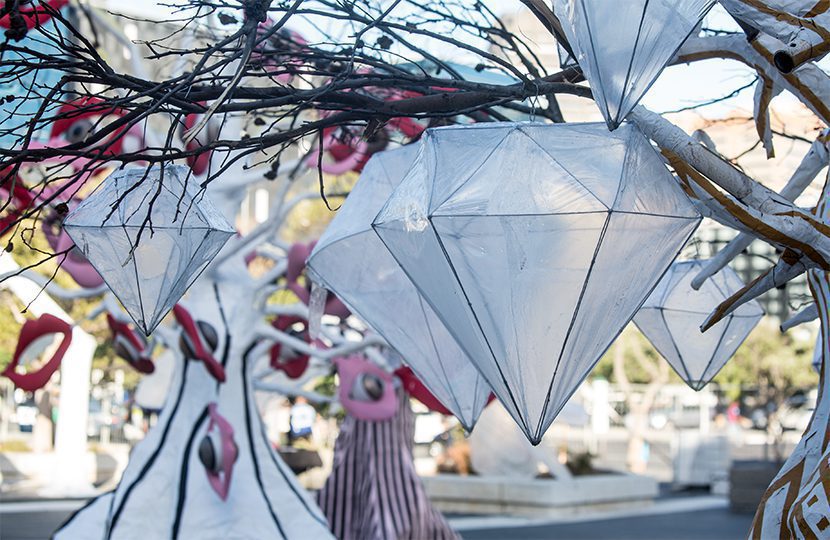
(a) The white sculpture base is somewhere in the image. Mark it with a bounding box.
[423,473,658,517]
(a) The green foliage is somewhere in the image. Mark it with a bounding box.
[310,372,342,420]
[714,319,817,402]
[592,326,682,385]
[591,320,818,399]
[279,172,355,243]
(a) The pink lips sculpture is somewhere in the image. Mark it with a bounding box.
[199,403,238,501]
[173,305,226,383]
[335,356,397,421]
[2,314,72,391]
[107,313,154,374]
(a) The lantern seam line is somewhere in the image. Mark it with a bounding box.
[535,211,612,442]
[427,215,533,439]
[102,358,189,538]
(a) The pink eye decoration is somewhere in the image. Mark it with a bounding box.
[199,403,238,501]
[173,305,226,383]
[335,355,397,421]
[107,313,154,374]
[269,315,311,379]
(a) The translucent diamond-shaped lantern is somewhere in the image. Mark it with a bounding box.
[373,122,700,444]
[64,165,234,335]
[553,0,715,129]
[634,260,763,390]
[307,145,492,431]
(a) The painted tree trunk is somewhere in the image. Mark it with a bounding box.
[53,269,333,540]
[317,391,458,540]
[749,185,830,538]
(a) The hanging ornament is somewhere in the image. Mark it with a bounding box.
[373,122,700,444]
[634,260,764,390]
[552,0,715,129]
[307,145,493,431]
[63,165,235,335]
[2,314,72,391]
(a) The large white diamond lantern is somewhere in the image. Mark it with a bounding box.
[307,145,492,431]
[634,260,763,390]
[64,165,235,335]
[373,122,700,444]
[553,0,715,129]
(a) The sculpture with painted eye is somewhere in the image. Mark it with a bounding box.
[173,305,226,382]
[0,0,68,34]
[198,403,238,501]
[106,314,154,374]
[335,356,397,421]
[40,210,104,289]
[49,97,142,156]
[2,314,72,392]
[269,315,311,379]
[180,102,221,176]
[285,242,350,318]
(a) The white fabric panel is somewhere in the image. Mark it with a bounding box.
[64,165,234,335]
[308,146,492,431]
[553,0,715,129]
[374,122,700,444]
[635,260,764,390]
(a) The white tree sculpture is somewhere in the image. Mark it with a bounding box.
[3,0,830,537]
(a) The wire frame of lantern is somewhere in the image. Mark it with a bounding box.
[552,0,715,129]
[64,165,235,335]
[634,260,764,390]
[373,122,701,444]
[307,145,493,431]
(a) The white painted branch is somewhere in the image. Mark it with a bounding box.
[0,267,108,299]
[631,106,830,270]
[691,138,830,289]
[253,379,334,403]
[780,303,819,332]
[255,323,384,360]
[676,34,830,125]
[702,256,808,330]
[719,0,830,71]
[0,255,96,495]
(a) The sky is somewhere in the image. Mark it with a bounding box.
[95,0,826,121]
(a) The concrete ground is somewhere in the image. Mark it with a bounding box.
[459,508,753,539]
[1,496,754,540]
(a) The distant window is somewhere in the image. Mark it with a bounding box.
[254,188,269,223]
